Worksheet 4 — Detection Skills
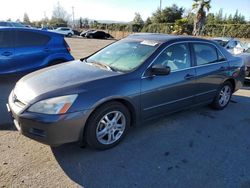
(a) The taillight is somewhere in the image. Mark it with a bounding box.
[64,40,71,52]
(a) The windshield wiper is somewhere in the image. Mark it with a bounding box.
[87,61,117,72]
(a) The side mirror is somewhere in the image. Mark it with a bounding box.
[151,64,171,76]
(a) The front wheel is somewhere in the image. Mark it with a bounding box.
[211,81,233,110]
[84,102,131,150]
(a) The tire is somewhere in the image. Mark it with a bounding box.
[84,102,131,150]
[67,33,73,37]
[211,81,233,110]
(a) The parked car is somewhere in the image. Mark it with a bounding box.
[213,37,250,79]
[73,29,81,36]
[0,21,25,28]
[52,27,74,37]
[213,37,249,55]
[80,29,95,37]
[0,27,74,76]
[240,53,250,79]
[85,30,113,39]
[7,34,245,150]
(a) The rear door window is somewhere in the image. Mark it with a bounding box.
[193,43,221,66]
[15,31,50,47]
[0,30,13,48]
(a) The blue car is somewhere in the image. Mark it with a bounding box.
[0,27,74,76]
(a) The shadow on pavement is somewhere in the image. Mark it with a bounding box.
[0,123,16,131]
[0,76,20,127]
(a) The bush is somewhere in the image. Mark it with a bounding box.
[203,24,250,38]
[141,23,174,34]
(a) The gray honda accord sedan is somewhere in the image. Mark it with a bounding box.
[7,34,245,150]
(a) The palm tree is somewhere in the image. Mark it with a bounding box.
[192,0,211,36]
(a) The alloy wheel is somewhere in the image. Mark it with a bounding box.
[96,111,126,145]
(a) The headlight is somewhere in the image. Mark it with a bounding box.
[28,94,78,114]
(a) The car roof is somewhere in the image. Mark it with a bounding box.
[127,33,214,44]
[0,27,63,37]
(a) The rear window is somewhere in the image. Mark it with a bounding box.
[15,31,50,47]
[0,30,13,48]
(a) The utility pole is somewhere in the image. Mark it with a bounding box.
[72,6,75,28]
[160,0,162,10]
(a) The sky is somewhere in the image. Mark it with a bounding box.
[0,0,249,22]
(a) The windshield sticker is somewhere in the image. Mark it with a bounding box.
[140,40,158,46]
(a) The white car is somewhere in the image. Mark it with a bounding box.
[213,37,250,79]
[213,37,248,55]
[52,27,74,37]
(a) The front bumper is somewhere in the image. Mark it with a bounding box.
[7,102,88,146]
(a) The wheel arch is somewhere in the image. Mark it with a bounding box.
[224,78,236,92]
[88,98,137,127]
[79,98,137,145]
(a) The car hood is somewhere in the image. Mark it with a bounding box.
[14,60,120,104]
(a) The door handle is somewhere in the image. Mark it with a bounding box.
[1,51,12,56]
[184,74,195,80]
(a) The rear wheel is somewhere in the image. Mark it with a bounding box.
[85,102,130,150]
[211,81,233,110]
[67,33,73,37]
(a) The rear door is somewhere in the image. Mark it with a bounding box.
[141,43,197,119]
[12,30,51,73]
[0,29,15,74]
[192,42,229,103]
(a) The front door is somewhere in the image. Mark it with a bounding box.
[141,43,197,119]
[0,29,15,75]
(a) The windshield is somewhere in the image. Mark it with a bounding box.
[86,39,159,72]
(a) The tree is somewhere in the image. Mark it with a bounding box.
[79,17,83,28]
[151,4,184,23]
[144,17,152,26]
[233,10,246,24]
[23,13,30,24]
[206,13,215,25]
[52,2,69,22]
[215,8,223,24]
[83,18,89,28]
[132,12,144,32]
[133,13,144,26]
[192,0,211,36]
[49,18,67,28]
